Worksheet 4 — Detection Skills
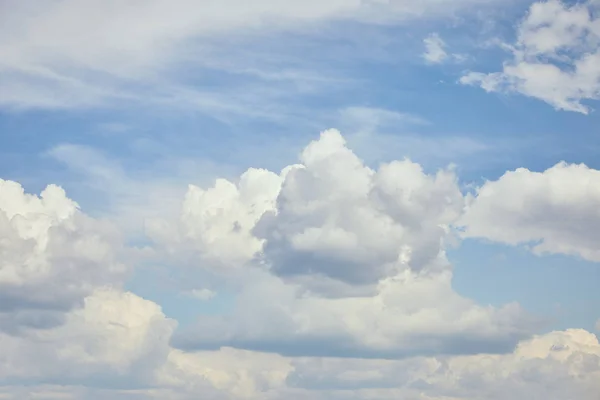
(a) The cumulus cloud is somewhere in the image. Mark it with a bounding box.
[0,288,175,385]
[151,130,465,291]
[0,285,287,399]
[150,129,534,358]
[458,162,600,262]
[0,180,128,332]
[257,130,464,288]
[461,0,600,113]
[2,130,600,398]
[2,312,599,400]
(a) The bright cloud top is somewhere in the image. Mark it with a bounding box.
[0,180,127,333]
[459,162,600,262]
[153,130,529,358]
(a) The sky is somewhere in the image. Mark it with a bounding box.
[1,0,600,399]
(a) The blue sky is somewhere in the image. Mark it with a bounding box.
[1,0,600,399]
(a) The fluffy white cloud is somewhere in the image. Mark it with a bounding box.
[0,288,175,384]
[2,135,600,398]
[152,130,464,290]
[257,130,465,290]
[461,0,600,113]
[151,130,533,358]
[458,162,600,262]
[0,180,128,332]
[145,166,283,270]
[0,285,290,399]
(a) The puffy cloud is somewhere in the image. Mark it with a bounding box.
[145,166,283,270]
[0,180,128,332]
[0,288,175,384]
[152,130,464,292]
[0,284,288,399]
[257,131,463,289]
[0,284,597,400]
[173,268,532,359]
[2,135,600,398]
[461,0,600,113]
[154,130,533,358]
[458,162,600,262]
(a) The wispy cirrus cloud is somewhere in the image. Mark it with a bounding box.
[0,0,506,115]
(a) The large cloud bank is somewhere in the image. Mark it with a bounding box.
[1,129,599,399]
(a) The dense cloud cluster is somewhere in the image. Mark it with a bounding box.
[0,180,127,333]
[162,130,532,358]
[1,129,600,399]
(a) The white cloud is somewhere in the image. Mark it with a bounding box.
[0,0,503,110]
[2,133,600,398]
[423,33,449,64]
[461,0,600,114]
[186,288,217,301]
[458,162,600,262]
[0,179,128,332]
[0,288,175,383]
[149,129,467,291]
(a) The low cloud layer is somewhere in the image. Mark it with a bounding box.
[1,129,600,398]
